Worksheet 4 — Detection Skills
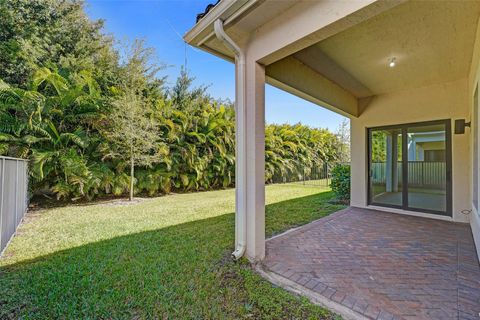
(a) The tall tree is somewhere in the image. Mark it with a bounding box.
[336,118,350,162]
[102,40,167,201]
[102,91,167,200]
[0,0,118,89]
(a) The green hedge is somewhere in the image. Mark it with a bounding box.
[330,164,350,200]
[0,0,347,201]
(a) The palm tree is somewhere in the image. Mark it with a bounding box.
[0,68,104,199]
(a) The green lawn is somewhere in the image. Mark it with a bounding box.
[0,184,345,319]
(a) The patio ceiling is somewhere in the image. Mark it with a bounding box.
[299,1,480,97]
[267,1,480,115]
[186,0,480,117]
[267,0,480,116]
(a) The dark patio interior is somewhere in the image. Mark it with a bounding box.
[262,207,480,320]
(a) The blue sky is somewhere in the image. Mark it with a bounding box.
[85,0,346,131]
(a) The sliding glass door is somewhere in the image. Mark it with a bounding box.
[369,128,403,207]
[368,120,452,216]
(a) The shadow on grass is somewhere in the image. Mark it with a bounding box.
[0,191,344,319]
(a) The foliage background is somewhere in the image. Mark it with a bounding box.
[0,0,347,201]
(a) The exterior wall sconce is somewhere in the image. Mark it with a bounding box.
[454,119,471,134]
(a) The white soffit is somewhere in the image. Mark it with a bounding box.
[303,1,480,96]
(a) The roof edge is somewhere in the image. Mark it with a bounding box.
[196,1,220,23]
[183,0,258,46]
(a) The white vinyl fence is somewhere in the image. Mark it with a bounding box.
[0,156,28,254]
[371,161,446,189]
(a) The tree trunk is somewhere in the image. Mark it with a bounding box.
[130,154,134,201]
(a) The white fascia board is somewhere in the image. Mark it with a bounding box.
[183,0,258,46]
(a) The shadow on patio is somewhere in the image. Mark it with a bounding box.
[261,207,480,320]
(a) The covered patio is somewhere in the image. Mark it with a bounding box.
[263,207,480,320]
[185,0,480,318]
[185,0,480,260]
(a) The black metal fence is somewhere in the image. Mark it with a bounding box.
[271,163,337,187]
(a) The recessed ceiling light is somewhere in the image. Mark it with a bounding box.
[389,57,396,68]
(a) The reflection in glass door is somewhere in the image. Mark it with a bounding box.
[368,120,451,216]
[407,123,448,213]
[369,129,403,207]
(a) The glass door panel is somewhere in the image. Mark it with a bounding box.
[368,120,451,216]
[406,123,448,213]
[370,129,403,207]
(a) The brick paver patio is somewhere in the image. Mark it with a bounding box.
[263,207,480,320]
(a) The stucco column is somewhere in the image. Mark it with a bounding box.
[236,57,265,262]
[392,134,398,192]
[408,138,416,161]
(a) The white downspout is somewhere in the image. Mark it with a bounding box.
[214,19,246,260]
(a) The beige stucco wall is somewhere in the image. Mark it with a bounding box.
[468,19,480,258]
[350,78,471,223]
[420,141,444,151]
